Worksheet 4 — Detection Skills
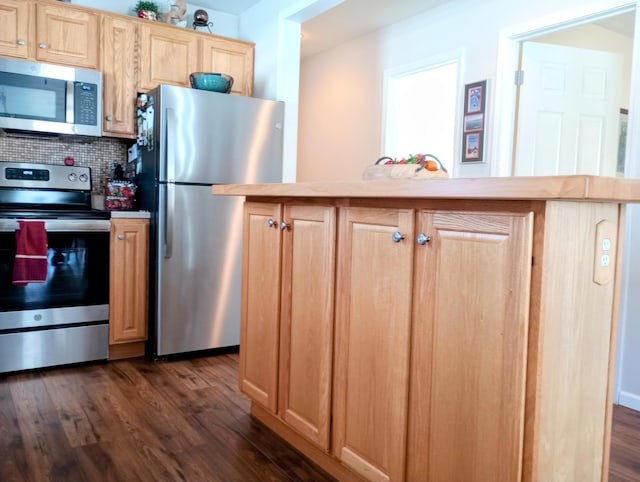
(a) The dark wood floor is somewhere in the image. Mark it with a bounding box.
[0,353,639,482]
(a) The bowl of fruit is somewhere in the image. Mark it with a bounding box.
[362,154,449,180]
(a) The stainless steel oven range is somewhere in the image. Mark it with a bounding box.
[0,161,110,374]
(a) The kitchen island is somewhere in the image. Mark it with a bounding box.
[213,176,640,482]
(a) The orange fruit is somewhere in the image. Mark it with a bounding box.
[425,160,438,171]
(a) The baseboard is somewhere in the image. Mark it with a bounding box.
[618,391,640,412]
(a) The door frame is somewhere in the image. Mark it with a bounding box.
[491,2,638,177]
[491,1,640,408]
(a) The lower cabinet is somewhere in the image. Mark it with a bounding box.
[241,201,536,481]
[109,217,149,359]
[406,209,533,482]
[240,201,336,450]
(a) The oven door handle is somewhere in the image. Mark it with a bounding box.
[0,219,111,232]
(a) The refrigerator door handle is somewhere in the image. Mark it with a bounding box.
[165,107,176,182]
[163,183,175,259]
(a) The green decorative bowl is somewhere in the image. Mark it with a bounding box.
[189,73,234,93]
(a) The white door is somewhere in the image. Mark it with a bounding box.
[514,41,623,176]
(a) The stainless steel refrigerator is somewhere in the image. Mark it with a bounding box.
[136,84,284,357]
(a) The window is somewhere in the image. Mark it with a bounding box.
[383,60,459,174]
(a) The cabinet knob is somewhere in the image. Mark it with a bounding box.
[392,231,406,243]
[39,43,47,49]
[267,218,277,228]
[280,221,290,231]
[417,233,431,245]
[106,115,113,121]
[118,234,125,240]
[17,39,26,46]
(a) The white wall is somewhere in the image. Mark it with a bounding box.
[297,0,634,181]
[71,0,240,38]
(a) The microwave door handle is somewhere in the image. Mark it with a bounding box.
[66,82,74,124]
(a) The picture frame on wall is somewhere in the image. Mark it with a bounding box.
[461,80,487,163]
[464,132,482,161]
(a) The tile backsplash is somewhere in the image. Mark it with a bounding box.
[0,133,132,194]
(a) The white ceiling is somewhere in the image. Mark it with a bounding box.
[198,0,635,57]
[195,0,452,57]
[300,0,452,57]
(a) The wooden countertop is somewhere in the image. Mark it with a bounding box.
[212,176,640,202]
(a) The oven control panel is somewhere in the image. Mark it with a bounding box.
[0,161,91,191]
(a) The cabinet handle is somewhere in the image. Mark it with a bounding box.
[280,221,290,231]
[417,233,431,245]
[106,115,113,121]
[39,43,47,49]
[17,39,26,46]
[392,231,406,243]
[118,234,125,240]
[267,218,278,228]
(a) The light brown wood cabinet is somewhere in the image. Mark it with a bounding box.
[109,218,149,359]
[333,206,414,482]
[0,0,256,138]
[36,2,99,68]
[101,14,137,138]
[137,22,199,91]
[201,37,254,97]
[137,22,255,96]
[0,0,99,68]
[406,209,533,482]
[0,0,30,59]
[240,202,336,451]
[216,176,640,482]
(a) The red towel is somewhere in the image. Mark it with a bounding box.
[12,220,48,286]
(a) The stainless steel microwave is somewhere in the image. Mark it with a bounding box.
[0,57,102,137]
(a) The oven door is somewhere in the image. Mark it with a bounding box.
[0,219,110,323]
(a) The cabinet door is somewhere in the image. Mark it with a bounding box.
[201,37,254,96]
[407,210,533,482]
[240,202,282,413]
[0,0,30,59]
[278,205,336,450]
[101,15,137,138]
[137,23,199,91]
[36,3,99,68]
[333,206,414,482]
[110,218,150,344]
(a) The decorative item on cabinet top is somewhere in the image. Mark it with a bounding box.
[162,0,187,27]
[189,73,234,93]
[362,154,449,180]
[135,1,160,21]
[193,9,214,33]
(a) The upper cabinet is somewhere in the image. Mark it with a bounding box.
[138,22,256,97]
[0,0,256,139]
[101,14,137,137]
[35,2,99,68]
[0,0,99,68]
[0,0,30,59]
[201,37,254,97]
[137,22,199,91]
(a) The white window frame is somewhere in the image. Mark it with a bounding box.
[381,49,464,177]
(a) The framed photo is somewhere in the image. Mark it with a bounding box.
[464,113,484,132]
[461,80,488,163]
[463,132,483,161]
[465,80,486,114]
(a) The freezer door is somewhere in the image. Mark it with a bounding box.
[158,85,284,184]
[156,183,243,355]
